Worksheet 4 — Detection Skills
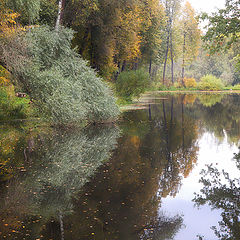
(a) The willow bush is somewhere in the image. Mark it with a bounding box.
[5,26,119,124]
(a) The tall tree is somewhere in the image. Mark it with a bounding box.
[180,1,200,83]
[202,0,240,54]
[64,0,166,79]
[139,0,166,76]
[55,0,65,30]
[161,0,181,85]
[202,0,240,70]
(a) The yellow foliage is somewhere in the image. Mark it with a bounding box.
[130,135,140,148]
[114,4,143,62]
[0,10,20,37]
[183,94,197,105]
[0,76,11,86]
[184,77,197,88]
[0,3,27,39]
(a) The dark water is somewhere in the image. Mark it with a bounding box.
[1,93,240,240]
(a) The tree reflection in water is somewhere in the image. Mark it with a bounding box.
[2,93,240,239]
[193,151,240,240]
[0,125,120,239]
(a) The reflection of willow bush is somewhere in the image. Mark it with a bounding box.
[197,94,223,107]
[27,125,120,216]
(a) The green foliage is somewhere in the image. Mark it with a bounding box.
[197,94,223,107]
[201,0,240,81]
[231,84,240,90]
[202,0,240,55]
[173,82,183,89]
[0,65,10,79]
[116,69,150,101]
[38,0,58,26]
[7,0,41,24]
[197,74,224,91]
[186,47,236,85]
[7,25,119,124]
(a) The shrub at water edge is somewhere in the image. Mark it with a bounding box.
[2,26,120,124]
[184,77,197,88]
[197,74,224,91]
[116,69,150,101]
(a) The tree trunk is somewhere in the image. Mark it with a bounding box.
[181,32,186,85]
[170,30,174,84]
[149,58,152,76]
[181,95,185,150]
[170,48,174,84]
[163,31,170,85]
[148,104,152,121]
[59,212,65,240]
[162,100,171,171]
[55,0,66,30]
[121,60,126,72]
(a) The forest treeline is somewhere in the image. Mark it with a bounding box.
[0,0,202,80]
[0,0,239,123]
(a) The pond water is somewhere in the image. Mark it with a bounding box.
[0,93,240,240]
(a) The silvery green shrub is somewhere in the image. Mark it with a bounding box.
[12,25,120,124]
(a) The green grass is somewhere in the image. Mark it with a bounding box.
[224,84,240,90]
[0,87,34,121]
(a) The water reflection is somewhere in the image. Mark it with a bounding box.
[193,150,240,240]
[1,93,240,239]
[0,124,120,239]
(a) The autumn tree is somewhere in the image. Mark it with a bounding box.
[179,1,200,83]
[63,0,166,80]
[139,0,166,76]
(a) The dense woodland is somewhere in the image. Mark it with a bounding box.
[0,0,239,123]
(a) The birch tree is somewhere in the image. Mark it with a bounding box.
[55,0,65,30]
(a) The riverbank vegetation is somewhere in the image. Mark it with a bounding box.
[0,0,239,123]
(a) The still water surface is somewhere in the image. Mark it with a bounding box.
[0,93,240,240]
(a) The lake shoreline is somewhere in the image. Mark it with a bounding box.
[120,90,240,111]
